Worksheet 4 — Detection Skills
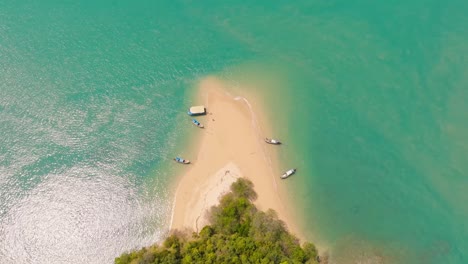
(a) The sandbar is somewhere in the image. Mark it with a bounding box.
[171,77,299,237]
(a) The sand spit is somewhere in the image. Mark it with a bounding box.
[171,77,299,238]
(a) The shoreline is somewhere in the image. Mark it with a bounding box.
[170,76,302,239]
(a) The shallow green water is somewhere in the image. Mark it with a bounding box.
[0,0,466,263]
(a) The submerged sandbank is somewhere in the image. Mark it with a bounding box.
[171,77,300,237]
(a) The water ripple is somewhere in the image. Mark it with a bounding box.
[0,166,170,264]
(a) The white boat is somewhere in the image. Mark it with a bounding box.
[265,138,281,145]
[281,168,296,179]
[187,105,206,116]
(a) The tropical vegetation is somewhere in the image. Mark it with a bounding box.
[115,178,319,264]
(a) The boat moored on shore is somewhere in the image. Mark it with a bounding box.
[265,138,281,145]
[281,168,296,179]
[187,105,206,116]
[174,157,190,164]
[192,119,204,128]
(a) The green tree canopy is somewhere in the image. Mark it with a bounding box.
[115,178,319,264]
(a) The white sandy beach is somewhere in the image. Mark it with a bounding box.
[171,77,300,237]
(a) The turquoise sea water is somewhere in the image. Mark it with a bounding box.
[1,1,467,263]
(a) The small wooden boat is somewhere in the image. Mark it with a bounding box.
[192,119,204,128]
[265,138,281,145]
[174,157,190,164]
[281,168,296,179]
